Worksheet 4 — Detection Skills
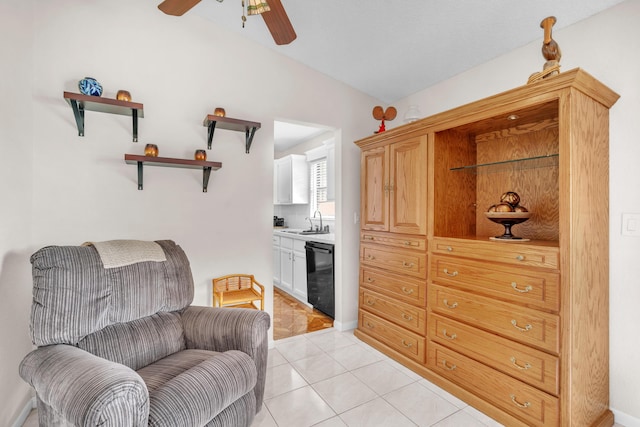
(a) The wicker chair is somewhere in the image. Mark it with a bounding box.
[213,274,265,310]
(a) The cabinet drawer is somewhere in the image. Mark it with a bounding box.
[360,243,427,279]
[431,255,560,312]
[429,285,559,353]
[431,237,559,270]
[272,235,280,245]
[358,310,425,363]
[361,230,427,251]
[360,289,426,334]
[360,267,426,306]
[280,237,294,249]
[428,343,559,427]
[429,313,559,395]
[293,239,306,252]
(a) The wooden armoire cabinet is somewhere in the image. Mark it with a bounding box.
[354,69,619,427]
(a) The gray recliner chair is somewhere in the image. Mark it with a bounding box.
[19,240,270,426]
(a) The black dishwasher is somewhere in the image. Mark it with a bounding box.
[305,241,335,318]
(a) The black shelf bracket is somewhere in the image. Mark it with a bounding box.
[131,109,139,142]
[207,121,217,150]
[136,161,144,190]
[245,127,257,154]
[203,167,212,192]
[69,99,85,137]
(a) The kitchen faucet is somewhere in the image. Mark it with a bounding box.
[305,217,313,231]
[313,210,323,231]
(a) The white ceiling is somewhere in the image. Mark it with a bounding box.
[190,0,624,105]
[273,120,333,152]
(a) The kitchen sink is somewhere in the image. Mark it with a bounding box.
[279,229,329,235]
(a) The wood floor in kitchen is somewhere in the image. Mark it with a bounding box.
[273,288,333,340]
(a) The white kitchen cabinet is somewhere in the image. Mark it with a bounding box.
[275,235,308,304]
[292,240,308,302]
[278,237,294,293]
[272,235,281,285]
[274,154,309,204]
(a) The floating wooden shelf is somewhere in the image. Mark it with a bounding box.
[64,92,144,142]
[124,154,222,192]
[203,115,261,153]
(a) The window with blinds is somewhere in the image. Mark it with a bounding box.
[310,158,335,218]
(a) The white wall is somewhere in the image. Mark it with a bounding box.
[1,0,373,424]
[391,2,640,424]
[0,1,37,425]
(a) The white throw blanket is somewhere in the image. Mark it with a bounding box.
[83,240,167,268]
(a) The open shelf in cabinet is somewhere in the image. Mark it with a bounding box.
[64,92,144,142]
[433,100,560,243]
[124,154,222,192]
[203,115,261,153]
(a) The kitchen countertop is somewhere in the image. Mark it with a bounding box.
[273,229,335,244]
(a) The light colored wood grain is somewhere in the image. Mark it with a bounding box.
[360,146,388,231]
[360,288,426,334]
[355,69,618,427]
[389,136,428,235]
[360,266,427,306]
[429,313,559,395]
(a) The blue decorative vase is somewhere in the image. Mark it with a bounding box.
[78,77,103,96]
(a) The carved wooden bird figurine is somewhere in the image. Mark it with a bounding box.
[541,16,561,62]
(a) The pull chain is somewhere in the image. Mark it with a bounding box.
[241,0,246,27]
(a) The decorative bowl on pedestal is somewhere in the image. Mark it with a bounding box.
[485,212,532,241]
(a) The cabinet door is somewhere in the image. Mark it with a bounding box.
[273,244,281,285]
[389,136,427,235]
[361,146,389,231]
[280,247,293,292]
[292,249,307,301]
[275,158,292,204]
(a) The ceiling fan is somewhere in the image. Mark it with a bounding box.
[157,0,297,45]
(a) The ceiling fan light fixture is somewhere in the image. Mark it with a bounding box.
[247,0,270,15]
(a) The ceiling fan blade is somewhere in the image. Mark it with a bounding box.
[261,0,297,45]
[158,0,202,16]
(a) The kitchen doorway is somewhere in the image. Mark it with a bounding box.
[272,119,339,339]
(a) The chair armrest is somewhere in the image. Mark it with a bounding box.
[19,344,149,426]
[181,306,270,408]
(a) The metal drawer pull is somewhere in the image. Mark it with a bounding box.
[511,319,532,332]
[510,394,531,409]
[516,255,525,261]
[401,287,414,295]
[443,268,458,277]
[403,241,417,246]
[443,299,458,309]
[442,360,456,371]
[366,299,375,306]
[365,322,374,329]
[364,236,374,240]
[366,277,375,283]
[401,340,412,348]
[510,357,532,370]
[402,261,415,268]
[366,255,375,260]
[401,313,414,321]
[442,329,457,340]
[446,246,453,252]
[511,282,533,293]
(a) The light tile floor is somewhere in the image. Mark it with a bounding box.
[254,328,505,427]
[22,328,627,427]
